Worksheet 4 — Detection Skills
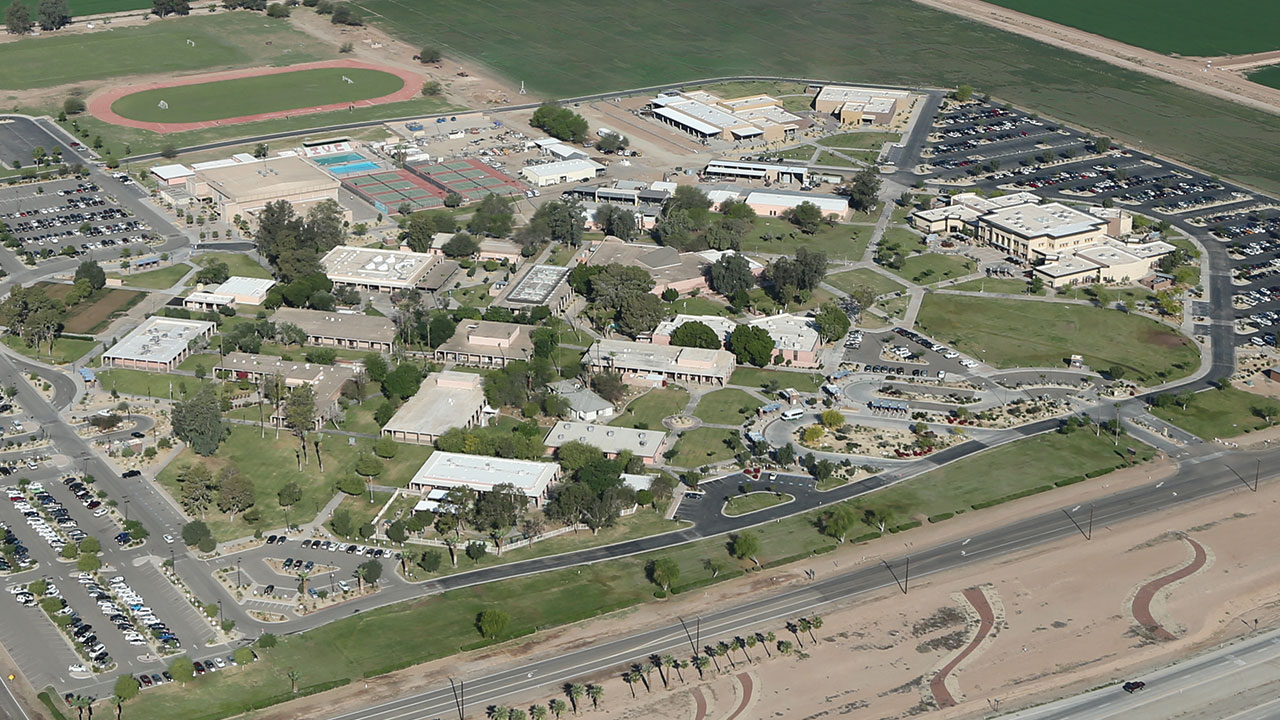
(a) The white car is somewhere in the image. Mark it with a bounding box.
[163,534,174,544]
[943,351,959,359]
[68,664,87,674]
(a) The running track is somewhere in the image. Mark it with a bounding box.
[87,59,422,133]
[1132,536,1207,642]
[931,587,995,708]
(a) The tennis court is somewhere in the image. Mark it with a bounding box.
[406,158,527,202]
[343,170,446,214]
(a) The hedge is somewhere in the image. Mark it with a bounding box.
[971,484,1054,510]
[849,531,882,544]
[1084,464,1126,478]
[671,567,746,595]
[889,520,922,533]
[927,512,954,523]
[1054,475,1088,488]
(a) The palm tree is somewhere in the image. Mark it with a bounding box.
[704,645,722,674]
[717,641,737,669]
[692,654,710,680]
[623,671,640,698]
[567,683,585,715]
[650,654,668,688]
[797,618,813,645]
[786,621,804,649]
[548,698,567,719]
[662,654,682,684]
[287,669,301,693]
[634,663,652,693]
[488,707,510,720]
[73,696,90,720]
[741,635,756,663]
[809,615,824,643]
[677,658,690,684]
[756,631,773,658]
[529,705,548,720]
[586,684,603,710]
[778,639,794,656]
[354,564,369,594]
[296,569,311,596]
[509,710,526,720]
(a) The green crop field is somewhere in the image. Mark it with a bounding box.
[983,1,1280,57]
[0,14,334,91]
[347,0,1280,195]
[11,0,149,16]
[1249,65,1280,91]
[111,68,405,123]
[916,295,1200,383]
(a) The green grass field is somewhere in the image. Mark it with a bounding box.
[11,0,148,15]
[723,491,792,516]
[610,388,689,429]
[1248,65,1280,92]
[824,268,906,298]
[729,367,822,393]
[669,426,739,468]
[817,132,901,149]
[345,0,1280,196]
[947,277,1043,295]
[111,68,405,123]
[96,368,208,399]
[193,252,272,279]
[2,335,95,364]
[108,263,191,289]
[741,216,871,261]
[983,0,1280,56]
[1150,386,1279,439]
[666,296,733,317]
[693,388,762,425]
[896,253,974,285]
[916,295,1200,383]
[814,151,862,167]
[0,14,332,90]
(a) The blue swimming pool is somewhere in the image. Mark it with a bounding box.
[329,161,380,176]
[313,152,365,166]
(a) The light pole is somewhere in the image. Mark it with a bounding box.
[217,599,223,629]
[236,558,241,588]
[122,496,129,523]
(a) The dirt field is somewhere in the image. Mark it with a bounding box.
[911,0,1280,117]
[34,282,143,334]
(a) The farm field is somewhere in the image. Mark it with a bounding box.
[1248,65,1280,92]
[0,14,332,90]
[110,68,406,123]
[982,0,1280,57]
[916,295,1200,384]
[32,282,145,334]
[347,0,1280,196]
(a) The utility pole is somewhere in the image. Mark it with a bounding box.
[236,558,241,588]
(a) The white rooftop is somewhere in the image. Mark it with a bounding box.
[745,190,849,215]
[321,245,438,289]
[748,313,820,351]
[982,202,1107,239]
[523,158,605,179]
[150,164,193,181]
[213,275,275,300]
[102,317,215,364]
[409,452,559,498]
[589,338,736,380]
[543,421,668,456]
[383,371,485,438]
[815,85,911,103]
[653,314,738,345]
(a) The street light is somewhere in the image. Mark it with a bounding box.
[122,496,129,523]
[236,558,242,588]
[217,600,223,629]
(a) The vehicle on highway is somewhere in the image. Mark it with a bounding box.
[1122,680,1146,693]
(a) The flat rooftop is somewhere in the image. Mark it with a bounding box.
[321,245,438,289]
[544,421,667,456]
[197,156,337,200]
[409,451,559,496]
[982,202,1107,239]
[102,317,215,364]
[523,158,604,178]
[653,314,738,344]
[270,308,396,344]
[214,275,275,299]
[500,264,572,306]
[815,85,912,103]
[747,314,820,351]
[383,371,485,438]
[589,338,736,379]
[437,320,534,357]
[588,241,707,286]
[745,190,849,214]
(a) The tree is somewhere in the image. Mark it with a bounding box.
[78,552,101,573]
[646,556,679,592]
[419,45,442,63]
[1107,365,1127,381]
[476,608,509,638]
[177,463,214,517]
[708,252,754,298]
[329,1,361,24]
[355,451,383,479]
[277,481,302,510]
[616,292,663,338]
[75,260,107,291]
[417,549,442,573]
[465,541,488,564]
[441,232,480,258]
[953,84,974,102]
[171,385,227,456]
[818,505,858,543]
[814,302,851,342]
[727,325,773,367]
[1252,403,1280,424]
[363,352,388,383]
[5,2,32,34]
[593,204,637,241]
[36,0,68,29]
[373,436,399,459]
[265,1,288,16]
[357,559,383,586]
[530,104,589,143]
[258,632,278,648]
[819,409,844,429]
[113,674,140,703]
[729,531,761,567]
[669,321,722,349]
[215,469,256,521]
[181,520,212,548]
[548,699,567,719]
[567,684,586,714]
[783,201,824,234]
[382,363,422,400]
[586,684,603,710]
[467,194,515,238]
[590,372,626,404]
[595,133,629,154]
[169,656,194,684]
[838,167,882,212]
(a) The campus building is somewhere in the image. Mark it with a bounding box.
[1034,238,1177,289]
[213,352,356,429]
[320,246,458,293]
[434,320,534,368]
[908,192,1042,234]
[381,371,487,446]
[747,313,822,368]
[650,315,739,347]
[586,339,735,386]
[521,159,605,187]
[977,202,1110,263]
[182,276,276,312]
[184,156,344,227]
[811,85,913,126]
[491,264,576,315]
[543,421,669,465]
[648,91,807,143]
[408,452,560,507]
[587,240,762,297]
[269,308,396,353]
[548,379,615,422]
[702,160,807,185]
[101,317,216,372]
[744,190,851,221]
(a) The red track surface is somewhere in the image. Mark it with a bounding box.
[87,59,421,134]
[724,673,753,720]
[1132,536,1207,641]
[692,686,708,720]
[931,587,994,708]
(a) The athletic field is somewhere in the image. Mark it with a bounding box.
[110,68,405,123]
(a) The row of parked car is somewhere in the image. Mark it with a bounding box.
[300,538,392,558]
[7,482,87,553]
[892,326,977,368]
[0,522,32,572]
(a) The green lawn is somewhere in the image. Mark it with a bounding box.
[0,14,332,91]
[984,0,1280,56]
[1249,65,1280,92]
[729,367,822,393]
[545,243,579,266]
[96,368,209,399]
[691,80,808,98]
[112,68,405,123]
[10,0,147,14]
[896,253,974,285]
[1,335,96,365]
[948,277,1043,295]
[327,491,394,540]
[157,425,433,541]
[337,400,384,436]
[916,295,1200,384]
[764,146,816,162]
[666,295,733,317]
[723,491,792,516]
[610,388,689,429]
[669,426,739,468]
[813,150,861,168]
[193,252,273,280]
[746,286,835,316]
[825,268,906,299]
[108,263,191,289]
[343,0,1280,197]
[693,388,762,425]
[817,131,901,149]
[1149,386,1279,439]
[447,283,493,308]
[740,216,870,261]
[176,353,221,373]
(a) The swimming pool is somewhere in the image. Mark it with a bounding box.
[313,152,365,166]
[329,161,380,176]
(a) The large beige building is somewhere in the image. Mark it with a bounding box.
[270,308,396,353]
[649,91,807,143]
[812,85,913,126]
[185,156,344,226]
[213,352,356,429]
[321,246,458,293]
[382,371,487,445]
[586,339,735,386]
[434,320,533,368]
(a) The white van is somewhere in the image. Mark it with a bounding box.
[781,408,805,421]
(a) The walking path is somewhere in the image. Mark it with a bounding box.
[1131,536,1208,641]
[930,586,995,708]
[724,673,755,720]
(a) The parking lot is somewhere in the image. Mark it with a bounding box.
[0,176,155,264]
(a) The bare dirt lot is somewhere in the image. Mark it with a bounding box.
[911,0,1280,117]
